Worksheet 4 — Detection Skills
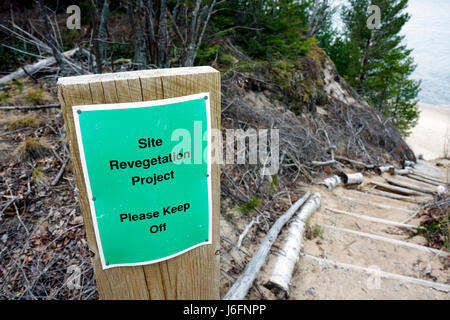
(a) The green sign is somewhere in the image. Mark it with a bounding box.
[73,93,212,269]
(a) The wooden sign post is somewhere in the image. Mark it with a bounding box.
[57,67,220,299]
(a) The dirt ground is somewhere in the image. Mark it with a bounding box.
[220,159,449,300]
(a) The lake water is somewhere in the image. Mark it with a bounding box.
[332,0,450,107]
[402,0,450,106]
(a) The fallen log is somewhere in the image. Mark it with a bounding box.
[384,176,436,195]
[410,171,447,185]
[0,104,60,110]
[325,207,416,229]
[334,156,375,169]
[369,181,429,197]
[394,175,444,190]
[318,175,342,190]
[311,159,336,167]
[375,165,394,175]
[340,195,416,214]
[320,224,447,254]
[406,174,444,187]
[339,172,363,185]
[349,190,417,207]
[223,191,311,300]
[0,49,78,84]
[364,188,418,203]
[301,253,450,292]
[340,195,415,213]
[392,167,413,175]
[403,160,416,168]
[266,193,321,298]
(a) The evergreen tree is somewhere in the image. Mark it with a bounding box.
[326,0,420,136]
[211,0,313,60]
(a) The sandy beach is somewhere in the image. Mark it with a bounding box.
[405,104,450,160]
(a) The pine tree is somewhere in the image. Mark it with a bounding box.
[326,0,420,136]
[211,0,313,60]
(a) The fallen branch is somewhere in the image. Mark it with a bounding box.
[0,104,60,110]
[334,156,375,169]
[0,197,17,217]
[311,159,336,167]
[51,158,68,186]
[236,219,256,249]
[223,191,312,300]
[265,193,321,298]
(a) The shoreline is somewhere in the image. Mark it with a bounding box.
[405,103,450,160]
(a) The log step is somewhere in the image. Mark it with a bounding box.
[300,253,450,292]
[302,225,449,284]
[369,181,429,197]
[384,177,436,195]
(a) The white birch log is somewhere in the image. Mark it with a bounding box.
[437,185,447,196]
[266,192,321,297]
[223,191,311,300]
[318,175,342,190]
[403,160,416,168]
[339,172,363,185]
[0,48,79,84]
[375,165,394,175]
[393,167,414,175]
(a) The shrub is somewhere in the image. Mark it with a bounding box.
[15,137,51,161]
[24,88,44,104]
[6,115,39,130]
[238,197,261,215]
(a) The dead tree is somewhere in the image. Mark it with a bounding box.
[307,0,330,38]
[127,0,147,69]
[184,0,218,67]
[126,0,219,68]
[36,0,66,74]
[97,0,110,73]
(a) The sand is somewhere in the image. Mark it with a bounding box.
[405,104,450,160]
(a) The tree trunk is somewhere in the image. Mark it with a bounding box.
[128,0,147,69]
[266,193,321,298]
[37,0,65,74]
[97,0,110,73]
[158,0,168,67]
[223,192,312,300]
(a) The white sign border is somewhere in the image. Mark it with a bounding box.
[72,92,212,270]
